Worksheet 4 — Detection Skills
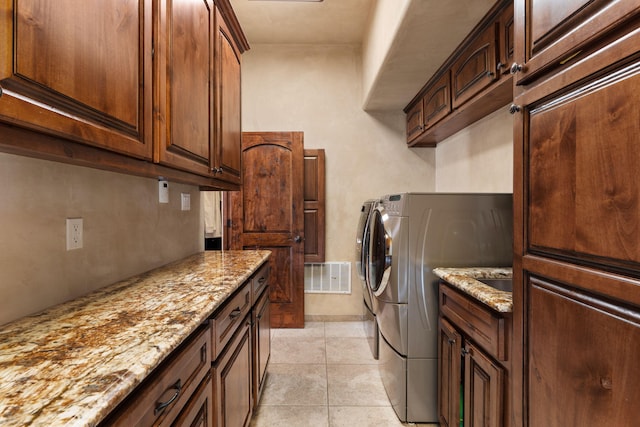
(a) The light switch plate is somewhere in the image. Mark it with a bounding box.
[181,193,191,211]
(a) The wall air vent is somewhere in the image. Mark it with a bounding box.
[304,262,351,294]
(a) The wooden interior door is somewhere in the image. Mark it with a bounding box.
[229,132,305,328]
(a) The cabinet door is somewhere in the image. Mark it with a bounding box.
[171,374,213,427]
[423,72,451,129]
[214,319,253,427]
[252,288,271,407]
[405,100,425,143]
[528,277,640,426]
[451,23,498,109]
[526,60,640,275]
[214,7,242,185]
[438,318,462,427]
[155,0,214,177]
[464,342,504,427]
[513,0,640,84]
[497,2,514,77]
[0,0,152,159]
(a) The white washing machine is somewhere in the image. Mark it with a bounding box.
[368,192,513,423]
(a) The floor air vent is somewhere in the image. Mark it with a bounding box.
[304,262,351,294]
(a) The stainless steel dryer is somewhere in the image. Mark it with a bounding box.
[355,199,379,359]
[368,192,513,423]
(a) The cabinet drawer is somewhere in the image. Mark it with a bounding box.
[212,282,251,360]
[105,323,212,426]
[251,262,270,304]
[439,283,508,361]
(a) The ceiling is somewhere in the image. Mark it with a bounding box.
[229,0,495,111]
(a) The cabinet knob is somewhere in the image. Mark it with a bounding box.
[461,347,471,357]
[496,62,506,71]
[510,62,523,74]
[448,338,456,344]
[509,104,521,114]
[0,85,3,98]
[487,71,495,78]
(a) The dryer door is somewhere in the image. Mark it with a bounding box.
[368,207,392,297]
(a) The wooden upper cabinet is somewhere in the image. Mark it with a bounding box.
[513,0,640,84]
[406,0,512,146]
[214,6,242,186]
[451,22,498,109]
[405,101,425,144]
[423,72,452,129]
[497,2,514,77]
[0,0,153,159]
[155,0,215,177]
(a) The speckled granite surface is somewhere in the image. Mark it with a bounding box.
[0,250,270,427]
[433,267,513,313]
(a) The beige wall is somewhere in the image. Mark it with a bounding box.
[435,106,513,193]
[0,153,203,326]
[241,44,436,318]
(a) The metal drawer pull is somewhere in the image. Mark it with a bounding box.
[155,379,182,415]
[258,277,266,284]
[229,307,242,319]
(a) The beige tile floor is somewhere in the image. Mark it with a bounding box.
[250,321,439,427]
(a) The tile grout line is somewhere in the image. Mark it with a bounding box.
[323,322,331,427]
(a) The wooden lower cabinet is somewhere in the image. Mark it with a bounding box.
[464,342,504,427]
[172,373,214,427]
[210,261,271,427]
[101,323,212,426]
[102,260,270,427]
[527,276,640,426]
[439,283,509,427]
[438,318,463,427]
[213,319,253,427]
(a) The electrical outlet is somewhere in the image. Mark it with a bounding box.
[66,218,83,250]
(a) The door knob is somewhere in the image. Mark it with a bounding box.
[293,235,302,243]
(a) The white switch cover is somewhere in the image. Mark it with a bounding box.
[181,193,191,211]
[159,180,169,204]
[66,218,83,250]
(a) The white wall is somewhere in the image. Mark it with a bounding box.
[0,153,203,326]
[241,44,435,318]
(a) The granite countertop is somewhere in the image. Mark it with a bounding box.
[0,250,270,427]
[433,267,513,313]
